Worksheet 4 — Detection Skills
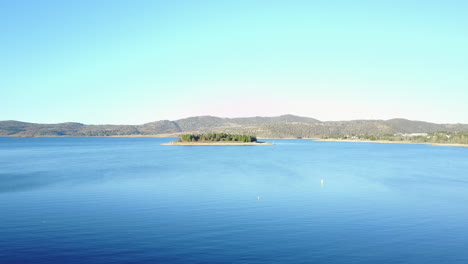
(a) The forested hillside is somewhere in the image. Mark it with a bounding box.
[2,115,468,138]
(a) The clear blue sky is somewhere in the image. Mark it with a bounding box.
[1,0,467,124]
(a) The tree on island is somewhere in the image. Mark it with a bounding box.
[178,133,257,143]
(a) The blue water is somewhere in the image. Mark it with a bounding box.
[1,137,468,264]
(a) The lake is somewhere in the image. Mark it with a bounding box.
[1,137,468,263]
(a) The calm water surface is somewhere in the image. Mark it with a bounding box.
[1,137,468,263]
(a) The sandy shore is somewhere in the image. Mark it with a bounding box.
[315,139,468,147]
[162,141,274,146]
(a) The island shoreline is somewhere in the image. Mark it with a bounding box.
[162,141,274,146]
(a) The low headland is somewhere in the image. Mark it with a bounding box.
[162,133,273,146]
[317,132,468,147]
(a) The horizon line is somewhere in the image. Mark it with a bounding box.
[2,114,467,126]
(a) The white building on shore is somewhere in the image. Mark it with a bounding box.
[394,133,428,137]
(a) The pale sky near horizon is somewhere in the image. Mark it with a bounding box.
[1,1,468,124]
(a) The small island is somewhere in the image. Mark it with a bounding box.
[163,133,273,145]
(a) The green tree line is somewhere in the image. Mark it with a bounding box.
[178,133,257,142]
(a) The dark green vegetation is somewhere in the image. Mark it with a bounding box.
[178,133,257,142]
[2,115,468,144]
[322,132,468,144]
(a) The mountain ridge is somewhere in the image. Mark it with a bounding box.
[2,115,468,137]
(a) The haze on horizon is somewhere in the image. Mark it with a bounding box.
[1,1,467,125]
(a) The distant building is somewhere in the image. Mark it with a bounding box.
[409,133,428,137]
[394,133,428,137]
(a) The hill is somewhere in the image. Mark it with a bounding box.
[1,115,468,138]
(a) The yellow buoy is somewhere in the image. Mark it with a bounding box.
[321,179,324,184]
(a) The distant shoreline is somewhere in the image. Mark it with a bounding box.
[2,135,466,147]
[5,135,174,138]
[315,138,468,148]
[162,141,274,146]
[3,115,468,141]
